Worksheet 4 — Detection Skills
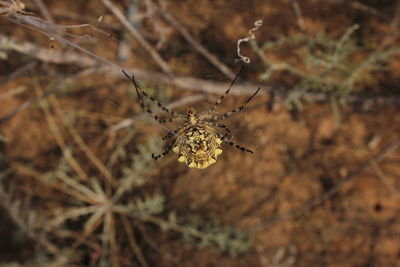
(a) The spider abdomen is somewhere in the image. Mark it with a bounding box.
[173,126,222,169]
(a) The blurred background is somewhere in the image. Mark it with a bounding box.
[1,0,400,266]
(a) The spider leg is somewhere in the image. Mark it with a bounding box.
[209,122,232,141]
[159,117,184,124]
[161,124,187,141]
[162,132,174,141]
[152,139,177,160]
[141,90,183,118]
[161,128,178,140]
[219,134,254,154]
[122,70,183,124]
[212,87,260,121]
[204,65,244,115]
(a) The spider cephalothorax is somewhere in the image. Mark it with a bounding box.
[122,67,260,169]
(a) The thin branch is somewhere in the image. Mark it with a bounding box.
[33,0,55,25]
[5,13,123,69]
[101,0,172,74]
[291,0,305,31]
[159,3,235,79]
[0,34,101,67]
[121,214,149,267]
[35,78,91,182]
[105,211,119,266]
[49,94,117,187]
[47,206,100,229]
[12,163,96,205]
[70,207,105,251]
[371,161,400,197]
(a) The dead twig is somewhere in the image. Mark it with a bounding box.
[34,77,91,182]
[12,163,98,205]
[121,214,149,267]
[101,0,172,74]
[371,161,400,197]
[144,0,171,50]
[291,0,305,31]
[159,1,235,79]
[33,0,55,25]
[49,94,117,187]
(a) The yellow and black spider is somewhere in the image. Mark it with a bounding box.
[122,67,260,169]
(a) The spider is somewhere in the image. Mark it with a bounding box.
[122,67,260,169]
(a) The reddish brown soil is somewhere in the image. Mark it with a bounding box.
[1,0,400,266]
